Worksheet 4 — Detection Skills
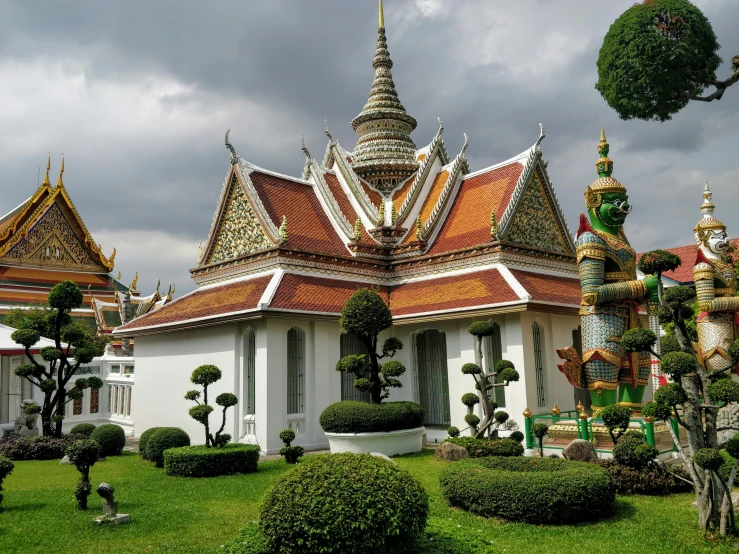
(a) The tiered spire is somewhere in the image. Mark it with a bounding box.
[694,181,726,235]
[350,0,418,196]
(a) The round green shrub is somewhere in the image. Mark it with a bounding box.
[48,280,83,310]
[708,379,739,404]
[89,424,126,457]
[509,430,525,443]
[638,249,682,277]
[69,423,96,438]
[279,445,304,464]
[164,444,260,477]
[340,289,392,341]
[464,414,480,427]
[146,428,191,468]
[620,328,657,353]
[642,401,672,421]
[260,453,428,554]
[498,367,519,383]
[661,351,698,379]
[279,429,296,445]
[494,410,509,425]
[532,423,549,439]
[443,437,523,458]
[440,457,614,523]
[613,438,658,469]
[139,427,165,460]
[447,426,460,438]
[461,363,482,375]
[0,455,14,507]
[190,364,222,386]
[654,383,688,406]
[725,433,739,460]
[468,321,496,337]
[461,393,479,407]
[319,401,424,434]
[694,448,723,471]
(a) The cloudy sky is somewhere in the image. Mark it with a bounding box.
[0,0,737,294]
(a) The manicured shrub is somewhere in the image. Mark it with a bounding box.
[89,424,126,457]
[319,401,424,434]
[186,364,236,448]
[260,453,428,553]
[447,426,460,438]
[694,448,723,471]
[69,423,96,438]
[66,439,101,510]
[139,427,165,460]
[510,430,525,444]
[278,429,303,464]
[600,405,633,444]
[531,423,549,456]
[443,437,523,458]
[596,459,693,495]
[439,457,614,523]
[613,436,658,469]
[146,428,191,468]
[0,435,76,460]
[164,444,260,477]
[0,455,14,507]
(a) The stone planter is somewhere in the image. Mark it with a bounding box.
[324,427,425,456]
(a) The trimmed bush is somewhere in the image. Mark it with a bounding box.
[319,401,424,434]
[279,429,304,464]
[164,444,260,477]
[510,430,525,444]
[443,437,523,458]
[613,437,658,469]
[596,459,693,495]
[69,423,96,438]
[89,424,126,457]
[439,457,614,523]
[0,455,14,507]
[139,427,165,460]
[260,453,428,553]
[146,428,191,468]
[0,435,76,460]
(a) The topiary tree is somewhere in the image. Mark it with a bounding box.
[337,289,405,404]
[0,456,14,508]
[69,423,96,438]
[185,365,236,448]
[459,321,519,439]
[531,423,549,457]
[596,0,737,122]
[146,427,191,468]
[7,283,107,437]
[279,429,304,464]
[89,424,126,457]
[65,439,101,510]
[600,405,634,444]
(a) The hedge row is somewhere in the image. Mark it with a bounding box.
[0,435,76,461]
[439,457,614,524]
[319,401,424,434]
[164,444,260,477]
[442,437,523,458]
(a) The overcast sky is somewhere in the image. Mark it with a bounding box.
[0,0,737,295]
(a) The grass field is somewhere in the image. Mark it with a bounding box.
[0,450,735,554]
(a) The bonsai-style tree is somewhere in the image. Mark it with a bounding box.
[8,282,107,437]
[66,439,101,510]
[599,404,634,444]
[596,0,738,122]
[0,456,14,508]
[531,423,549,457]
[337,288,405,404]
[185,365,237,447]
[279,429,304,464]
[459,321,520,439]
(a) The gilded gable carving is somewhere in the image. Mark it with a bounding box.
[206,177,272,264]
[505,173,569,254]
[2,203,103,269]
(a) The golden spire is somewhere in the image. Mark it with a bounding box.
[117,271,122,280]
[130,272,138,292]
[42,153,51,186]
[56,154,65,189]
[379,0,384,28]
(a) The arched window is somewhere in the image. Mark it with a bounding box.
[413,329,451,428]
[340,333,371,403]
[244,329,256,416]
[483,322,505,408]
[287,327,305,414]
[533,321,547,408]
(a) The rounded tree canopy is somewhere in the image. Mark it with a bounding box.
[87,376,104,389]
[494,410,509,424]
[654,382,688,406]
[66,439,101,470]
[215,392,238,408]
[499,367,520,383]
[532,423,549,439]
[725,433,739,460]
[661,351,698,378]
[191,364,222,386]
[461,393,480,407]
[641,400,672,421]
[596,0,722,122]
[48,280,84,311]
[468,321,496,338]
[600,405,633,431]
[336,354,366,375]
[638,249,682,276]
[620,328,657,353]
[462,363,482,375]
[67,387,84,401]
[382,337,403,358]
[707,379,739,404]
[40,347,62,362]
[464,413,480,427]
[188,404,213,425]
[39,378,57,392]
[663,285,696,306]
[381,359,405,378]
[11,328,40,348]
[339,289,392,341]
[495,360,515,373]
[693,448,723,471]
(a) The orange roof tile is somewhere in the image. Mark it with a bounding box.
[417,153,426,162]
[359,181,383,208]
[392,178,414,212]
[419,170,449,224]
[250,172,349,256]
[323,173,373,244]
[270,273,387,314]
[118,276,271,330]
[508,270,581,305]
[427,162,523,256]
[0,266,119,291]
[390,270,519,316]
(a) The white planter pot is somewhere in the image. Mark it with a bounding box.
[325,427,425,456]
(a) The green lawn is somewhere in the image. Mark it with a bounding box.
[0,450,735,554]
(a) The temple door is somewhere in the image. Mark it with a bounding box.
[413,330,451,428]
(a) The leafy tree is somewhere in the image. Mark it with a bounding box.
[337,289,405,404]
[185,365,236,447]
[8,282,107,437]
[65,439,101,510]
[596,0,738,122]
[600,405,634,444]
[532,423,549,458]
[459,321,520,439]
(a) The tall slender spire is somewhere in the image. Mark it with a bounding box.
[42,153,51,186]
[350,0,418,195]
[56,154,65,189]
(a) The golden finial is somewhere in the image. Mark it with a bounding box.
[579,410,589,421]
[56,154,65,189]
[130,272,138,292]
[378,0,384,29]
[576,400,584,413]
[598,127,607,153]
[353,218,362,242]
[491,211,498,240]
[523,407,532,418]
[42,153,51,186]
[551,404,560,416]
[116,271,122,280]
[279,215,288,241]
[415,215,423,239]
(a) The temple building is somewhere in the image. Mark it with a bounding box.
[118,2,589,453]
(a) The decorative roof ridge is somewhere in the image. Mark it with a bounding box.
[504,264,581,279]
[330,142,380,224]
[462,149,529,181]
[311,165,355,237]
[240,159,312,187]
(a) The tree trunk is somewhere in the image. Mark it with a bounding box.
[369,351,382,405]
[54,388,66,438]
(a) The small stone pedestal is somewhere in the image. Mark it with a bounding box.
[94,513,131,525]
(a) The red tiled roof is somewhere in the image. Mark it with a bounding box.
[322,173,373,244]
[269,273,387,314]
[359,181,383,208]
[250,172,349,257]
[427,162,524,255]
[508,270,581,305]
[389,270,520,316]
[117,275,271,330]
[0,266,122,292]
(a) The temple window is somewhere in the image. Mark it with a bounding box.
[287,326,305,414]
[340,332,370,403]
[243,329,256,416]
[483,321,505,408]
[533,321,547,408]
[412,329,451,428]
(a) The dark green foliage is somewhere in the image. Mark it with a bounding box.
[660,333,681,355]
[89,424,126,457]
[65,439,101,510]
[509,430,525,443]
[190,365,222,386]
[495,360,515,372]
[468,321,496,338]
[340,289,392,341]
[0,435,76,460]
[532,423,549,439]
[461,363,482,375]
[335,354,366,374]
[613,436,658,469]
[40,347,62,362]
[664,286,696,305]
[642,400,672,421]
[0,455,14,507]
[68,423,96,438]
[498,367,520,383]
[48,280,84,310]
[694,448,723,471]
[443,437,524,458]
[494,411,509,425]
[187,364,234,449]
[259,453,429,554]
[600,405,633,443]
[139,427,164,459]
[447,426,460,438]
[661,351,698,378]
[638,249,682,276]
[381,337,403,358]
[596,0,722,122]
[23,402,41,415]
[620,328,657,353]
[461,393,479,407]
[216,393,238,408]
[279,429,295,445]
[708,379,739,403]
[381,359,404,377]
[11,328,40,348]
[721,450,737,480]
[319,401,424,434]
[278,428,303,464]
[146,428,191,468]
[725,433,739,459]
[439,457,614,523]
[595,459,693,495]
[729,340,739,363]
[654,382,688,406]
[164,444,260,477]
[465,413,481,428]
[223,522,269,554]
[13,363,37,378]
